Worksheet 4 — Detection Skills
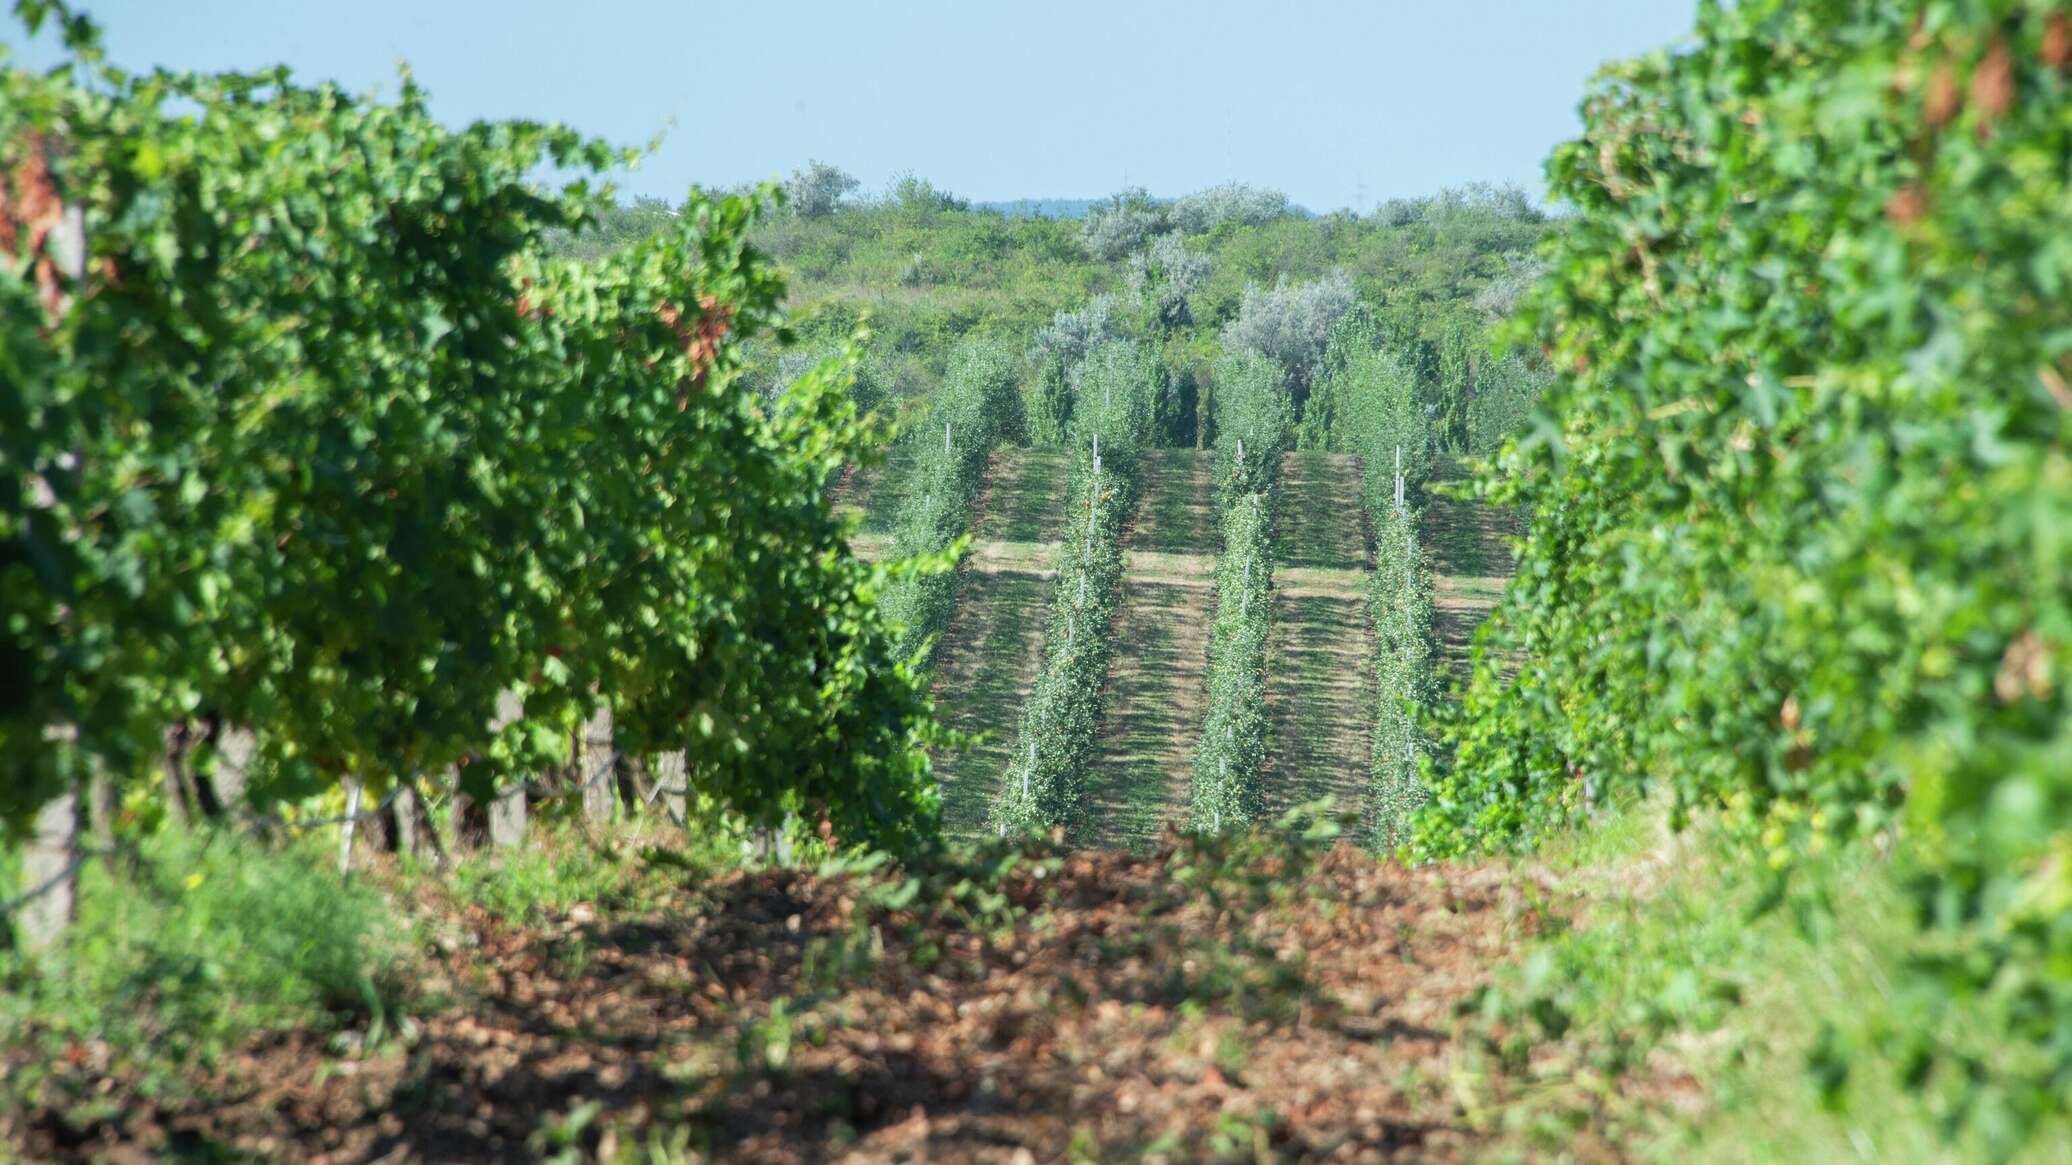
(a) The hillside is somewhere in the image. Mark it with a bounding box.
[845,443,1511,846]
[1082,449,1220,848]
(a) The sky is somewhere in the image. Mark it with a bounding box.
[7,0,1698,212]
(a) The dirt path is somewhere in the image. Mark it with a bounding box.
[1260,452,1377,828]
[1422,456,1517,686]
[9,841,1553,1165]
[1083,450,1217,849]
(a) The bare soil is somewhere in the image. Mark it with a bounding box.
[7,840,1569,1165]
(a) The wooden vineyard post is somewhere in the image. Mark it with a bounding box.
[654,751,688,826]
[213,725,257,815]
[18,785,81,953]
[445,764,484,852]
[488,689,528,848]
[13,209,91,950]
[392,780,427,860]
[86,766,115,850]
[579,703,616,824]
[338,779,363,875]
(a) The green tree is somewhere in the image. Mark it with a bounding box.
[1,9,943,854]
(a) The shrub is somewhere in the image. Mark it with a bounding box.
[1465,351,1550,458]
[885,171,967,217]
[784,160,860,219]
[0,830,414,1079]
[1031,293,1126,376]
[1029,294,1130,443]
[1081,187,1165,261]
[1427,1,2072,1151]
[1221,270,1357,399]
[877,338,1020,666]
[1208,352,1293,507]
[1327,338,1434,847]
[1167,182,1289,234]
[0,21,943,854]
[1189,351,1292,832]
[1126,231,1212,328]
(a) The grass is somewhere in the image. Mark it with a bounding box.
[931,567,1055,834]
[1082,577,1214,849]
[973,448,1071,544]
[440,818,717,925]
[1259,591,1374,826]
[1127,448,1218,555]
[927,445,1074,837]
[833,446,916,537]
[1274,451,1369,570]
[1080,450,1217,849]
[1476,807,2072,1165]
[1,828,419,1104]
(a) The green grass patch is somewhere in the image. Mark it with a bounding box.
[1,829,418,1104]
[1129,448,1218,555]
[973,449,1071,544]
[835,447,916,536]
[1477,811,2072,1165]
[931,569,1054,835]
[1259,592,1374,824]
[1273,451,1368,570]
[1086,579,1211,848]
[441,820,733,925]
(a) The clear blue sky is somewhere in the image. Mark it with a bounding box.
[8,0,1697,211]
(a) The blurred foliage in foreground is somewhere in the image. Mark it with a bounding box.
[1428,0,2072,1153]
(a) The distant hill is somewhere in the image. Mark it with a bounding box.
[974,196,1318,220]
[973,198,1101,219]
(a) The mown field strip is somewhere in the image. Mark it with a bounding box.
[1128,447,1220,555]
[1259,591,1376,825]
[931,556,1059,834]
[973,448,1071,543]
[1423,457,1519,685]
[1274,565,1368,597]
[831,448,916,536]
[928,447,1073,835]
[1261,450,1376,825]
[1079,575,1215,849]
[1275,450,1370,569]
[1083,449,1218,849]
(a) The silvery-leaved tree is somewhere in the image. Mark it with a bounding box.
[1126,232,1210,328]
[784,160,860,219]
[1080,187,1164,261]
[1166,182,1288,234]
[1221,269,1357,408]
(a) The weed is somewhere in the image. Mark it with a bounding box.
[0,828,416,1104]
